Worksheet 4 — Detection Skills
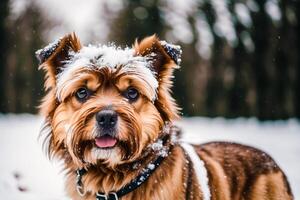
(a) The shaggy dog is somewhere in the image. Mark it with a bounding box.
[36,33,293,200]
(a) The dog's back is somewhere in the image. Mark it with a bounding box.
[194,142,293,200]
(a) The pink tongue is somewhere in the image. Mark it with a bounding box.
[95,135,117,148]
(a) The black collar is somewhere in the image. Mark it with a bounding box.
[76,154,166,200]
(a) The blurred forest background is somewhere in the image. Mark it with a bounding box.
[0,0,299,120]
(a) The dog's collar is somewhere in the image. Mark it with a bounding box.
[76,153,166,200]
[75,123,180,199]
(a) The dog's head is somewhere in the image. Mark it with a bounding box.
[37,33,181,169]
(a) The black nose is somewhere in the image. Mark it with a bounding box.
[96,109,118,129]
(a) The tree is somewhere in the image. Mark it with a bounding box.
[2,2,45,113]
[108,0,164,45]
[0,0,9,112]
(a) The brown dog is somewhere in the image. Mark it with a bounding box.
[36,33,293,200]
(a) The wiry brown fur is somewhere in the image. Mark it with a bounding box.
[37,33,293,200]
[134,35,180,122]
[196,142,293,200]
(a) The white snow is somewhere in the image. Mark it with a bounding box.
[35,0,122,43]
[195,14,214,59]
[160,0,198,44]
[147,163,155,170]
[35,38,62,63]
[9,0,32,20]
[0,114,299,199]
[0,114,68,200]
[246,0,260,12]
[10,0,122,43]
[150,139,169,157]
[234,3,252,28]
[160,0,237,59]
[67,45,142,69]
[265,0,282,22]
[211,0,237,45]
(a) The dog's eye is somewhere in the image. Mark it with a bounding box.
[124,88,139,102]
[75,87,90,102]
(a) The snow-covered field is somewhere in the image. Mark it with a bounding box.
[0,114,299,199]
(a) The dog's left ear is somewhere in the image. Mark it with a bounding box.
[134,35,182,121]
[36,32,82,89]
[134,35,181,76]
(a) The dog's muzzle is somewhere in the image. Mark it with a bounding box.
[95,108,118,148]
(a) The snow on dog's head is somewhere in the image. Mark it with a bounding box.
[36,33,181,169]
[56,45,158,102]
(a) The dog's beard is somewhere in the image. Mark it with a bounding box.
[63,103,144,168]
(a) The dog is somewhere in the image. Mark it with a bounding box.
[36,33,293,200]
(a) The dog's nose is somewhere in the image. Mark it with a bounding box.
[96,109,118,129]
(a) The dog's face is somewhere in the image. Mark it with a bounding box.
[37,33,181,168]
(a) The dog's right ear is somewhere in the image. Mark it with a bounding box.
[36,32,82,89]
[134,35,182,121]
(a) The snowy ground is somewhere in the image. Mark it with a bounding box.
[0,114,299,199]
